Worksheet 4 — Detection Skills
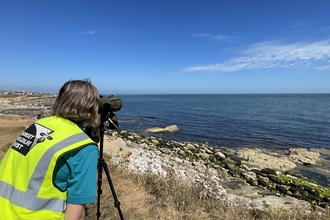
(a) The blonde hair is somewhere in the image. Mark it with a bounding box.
[52,79,100,127]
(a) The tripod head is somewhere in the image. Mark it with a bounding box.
[85,95,122,143]
[85,112,121,143]
[102,112,121,133]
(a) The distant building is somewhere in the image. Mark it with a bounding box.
[16,89,26,94]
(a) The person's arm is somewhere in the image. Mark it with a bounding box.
[65,203,86,220]
[55,144,98,219]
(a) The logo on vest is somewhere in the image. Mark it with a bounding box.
[11,123,54,156]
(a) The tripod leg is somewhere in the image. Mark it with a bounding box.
[96,112,124,220]
[96,158,103,220]
[101,160,124,220]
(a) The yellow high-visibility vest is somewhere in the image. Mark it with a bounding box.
[0,116,96,220]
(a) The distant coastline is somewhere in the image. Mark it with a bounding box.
[0,89,56,97]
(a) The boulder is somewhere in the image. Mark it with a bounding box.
[289,148,320,165]
[236,148,296,171]
[145,125,179,133]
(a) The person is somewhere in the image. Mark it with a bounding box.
[0,79,100,220]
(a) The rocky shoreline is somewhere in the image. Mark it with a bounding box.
[1,94,330,213]
[104,130,330,211]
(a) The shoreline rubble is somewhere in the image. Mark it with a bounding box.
[105,130,330,211]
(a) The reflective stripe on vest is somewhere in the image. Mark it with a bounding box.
[0,132,88,212]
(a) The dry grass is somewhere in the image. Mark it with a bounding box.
[85,163,330,220]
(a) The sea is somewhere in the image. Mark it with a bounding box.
[113,93,330,151]
[109,93,330,186]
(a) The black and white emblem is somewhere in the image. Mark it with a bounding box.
[11,123,54,156]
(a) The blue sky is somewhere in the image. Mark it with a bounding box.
[1,0,330,94]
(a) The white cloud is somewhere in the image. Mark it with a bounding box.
[183,40,330,73]
[316,65,330,70]
[83,31,95,35]
[193,33,238,42]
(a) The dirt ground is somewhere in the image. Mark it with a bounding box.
[0,115,36,159]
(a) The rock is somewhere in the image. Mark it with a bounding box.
[197,152,210,160]
[230,156,242,166]
[206,167,218,176]
[250,195,311,211]
[323,197,330,203]
[159,148,171,155]
[185,143,196,150]
[236,148,296,171]
[215,151,226,160]
[184,169,195,180]
[289,187,307,199]
[222,158,237,170]
[257,177,269,188]
[241,171,258,186]
[276,184,288,195]
[269,175,285,185]
[145,125,179,133]
[261,168,277,176]
[289,148,320,165]
[251,169,268,177]
[285,170,297,176]
[241,171,257,182]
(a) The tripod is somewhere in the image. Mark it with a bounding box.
[96,112,124,220]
